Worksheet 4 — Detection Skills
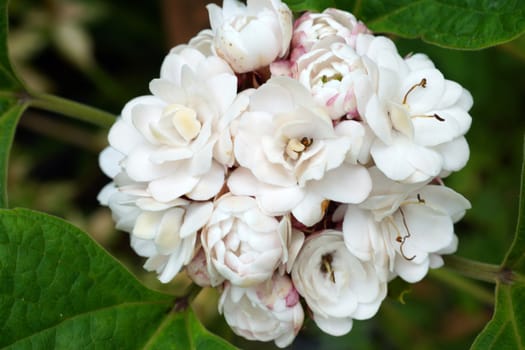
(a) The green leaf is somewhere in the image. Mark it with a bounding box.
[0,0,22,90]
[283,0,525,49]
[0,98,26,209]
[0,0,27,209]
[142,308,236,350]
[471,136,525,349]
[0,208,236,349]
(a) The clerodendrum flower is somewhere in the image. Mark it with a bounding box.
[228,76,372,226]
[107,47,246,204]
[354,34,472,183]
[291,230,387,336]
[341,168,471,282]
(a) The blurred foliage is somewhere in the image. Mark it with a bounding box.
[5,0,525,349]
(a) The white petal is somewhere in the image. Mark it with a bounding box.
[180,202,214,237]
[292,192,325,226]
[313,314,353,336]
[148,173,199,202]
[227,167,259,196]
[186,161,225,200]
[434,137,470,173]
[99,147,124,178]
[133,211,162,240]
[309,164,372,204]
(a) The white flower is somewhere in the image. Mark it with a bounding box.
[201,194,286,287]
[295,42,366,119]
[106,47,247,203]
[342,170,471,282]
[354,35,472,183]
[291,9,369,60]
[98,176,213,283]
[170,29,215,57]
[228,76,371,226]
[219,274,304,348]
[291,230,387,336]
[207,0,293,73]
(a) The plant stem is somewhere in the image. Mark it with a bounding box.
[173,283,203,312]
[444,255,501,284]
[429,268,494,305]
[27,92,115,128]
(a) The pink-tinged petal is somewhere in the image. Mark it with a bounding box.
[310,164,372,204]
[186,161,225,200]
[99,147,124,178]
[292,191,325,226]
[313,314,353,336]
[148,173,200,202]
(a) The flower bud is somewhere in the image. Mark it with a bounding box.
[219,274,304,348]
[201,194,285,286]
[207,0,293,73]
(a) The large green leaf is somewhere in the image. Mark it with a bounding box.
[0,208,236,349]
[284,0,525,49]
[471,137,525,349]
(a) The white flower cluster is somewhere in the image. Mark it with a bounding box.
[99,0,472,347]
